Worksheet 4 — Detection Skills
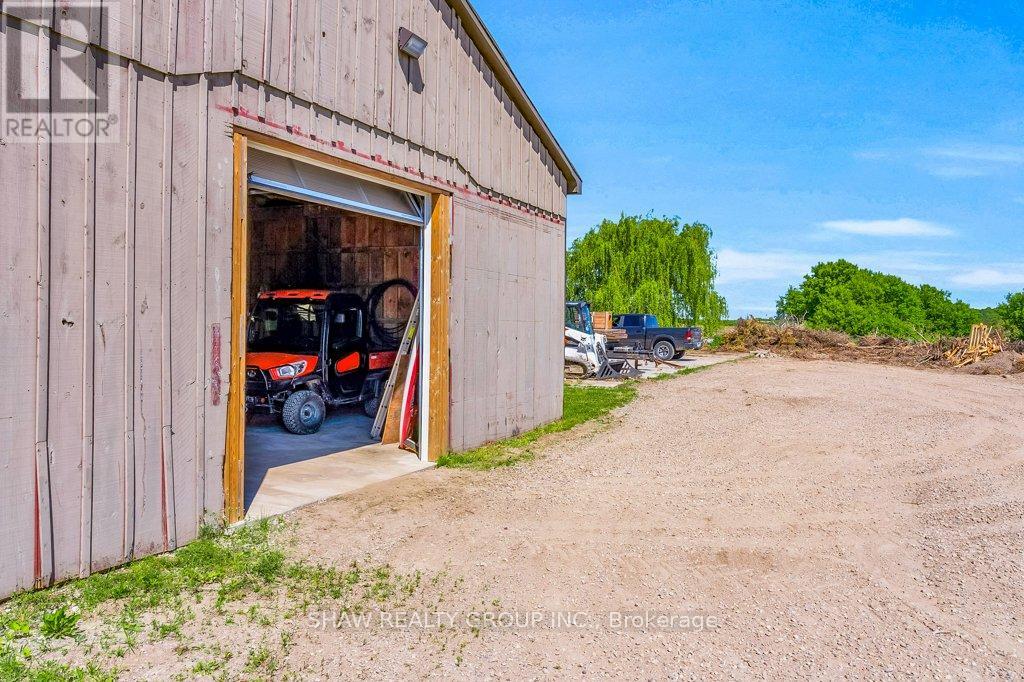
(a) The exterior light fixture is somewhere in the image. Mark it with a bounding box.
[398,27,428,59]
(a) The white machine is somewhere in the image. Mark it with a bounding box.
[564,301,610,378]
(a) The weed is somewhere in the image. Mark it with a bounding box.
[192,658,224,675]
[245,644,278,676]
[118,612,141,653]
[279,631,294,654]
[368,566,396,602]
[0,641,115,682]
[40,606,80,640]
[4,619,32,640]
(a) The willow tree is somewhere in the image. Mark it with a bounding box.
[566,214,727,331]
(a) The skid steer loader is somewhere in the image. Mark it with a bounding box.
[564,301,637,379]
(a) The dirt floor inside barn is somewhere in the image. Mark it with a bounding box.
[19,358,1024,679]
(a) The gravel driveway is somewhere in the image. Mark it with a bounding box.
[277,358,1024,678]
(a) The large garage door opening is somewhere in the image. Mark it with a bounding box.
[242,148,432,519]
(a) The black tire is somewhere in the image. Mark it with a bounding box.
[366,279,417,348]
[653,340,675,362]
[281,390,326,435]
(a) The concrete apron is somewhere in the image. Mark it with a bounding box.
[244,407,432,519]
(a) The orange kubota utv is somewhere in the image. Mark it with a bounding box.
[245,282,412,434]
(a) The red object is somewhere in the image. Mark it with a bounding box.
[400,347,419,444]
[368,351,398,371]
[246,352,318,380]
[685,330,694,342]
[334,352,361,374]
[210,323,222,406]
[258,289,331,300]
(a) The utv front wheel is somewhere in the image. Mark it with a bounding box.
[281,390,326,435]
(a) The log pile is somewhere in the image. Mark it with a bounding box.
[944,324,1003,368]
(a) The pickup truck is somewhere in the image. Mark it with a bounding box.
[611,314,703,361]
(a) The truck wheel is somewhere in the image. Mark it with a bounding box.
[653,340,675,362]
[281,390,326,435]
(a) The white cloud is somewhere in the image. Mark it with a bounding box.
[853,149,896,161]
[716,248,817,285]
[718,248,956,285]
[918,144,1024,179]
[925,166,991,179]
[951,267,1024,288]
[819,218,954,238]
[854,251,954,275]
[924,144,1024,164]
[857,143,1024,179]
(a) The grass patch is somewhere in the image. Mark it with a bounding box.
[0,515,445,680]
[0,655,115,682]
[4,520,285,621]
[436,383,638,470]
[0,521,287,680]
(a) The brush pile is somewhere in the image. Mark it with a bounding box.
[718,318,1023,374]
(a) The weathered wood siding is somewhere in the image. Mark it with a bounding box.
[230,0,568,218]
[0,18,236,595]
[448,199,565,451]
[0,0,571,596]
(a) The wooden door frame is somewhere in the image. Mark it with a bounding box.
[224,129,451,524]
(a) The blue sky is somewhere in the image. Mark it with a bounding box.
[472,0,1024,316]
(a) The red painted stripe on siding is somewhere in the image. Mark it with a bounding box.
[221,106,567,228]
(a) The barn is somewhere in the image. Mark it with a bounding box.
[0,0,580,597]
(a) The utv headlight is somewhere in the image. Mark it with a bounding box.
[272,361,307,379]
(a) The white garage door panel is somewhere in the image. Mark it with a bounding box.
[248,148,424,225]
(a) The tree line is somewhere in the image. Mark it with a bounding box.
[778,260,1024,340]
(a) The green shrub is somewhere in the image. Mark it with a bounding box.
[778,260,975,338]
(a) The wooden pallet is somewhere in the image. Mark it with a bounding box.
[945,323,1003,367]
[592,311,613,330]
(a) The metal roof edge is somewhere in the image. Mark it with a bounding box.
[448,0,583,195]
